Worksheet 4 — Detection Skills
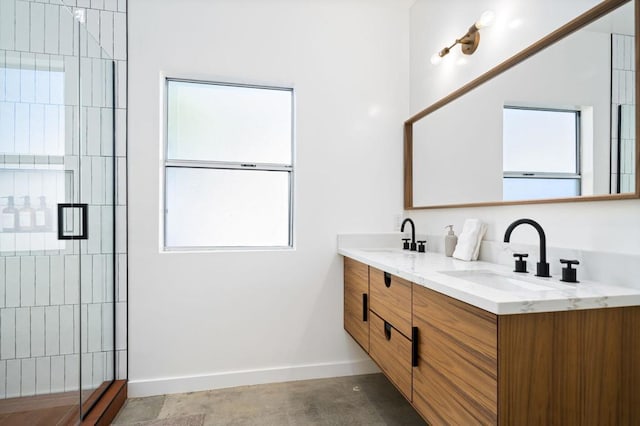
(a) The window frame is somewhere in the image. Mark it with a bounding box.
[162,78,295,251]
[502,105,582,198]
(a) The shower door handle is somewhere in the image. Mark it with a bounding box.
[57,203,89,240]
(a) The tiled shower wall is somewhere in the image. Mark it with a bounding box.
[0,0,126,398]
[611,33,636,193]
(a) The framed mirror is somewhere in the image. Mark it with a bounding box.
[405,0,639,209]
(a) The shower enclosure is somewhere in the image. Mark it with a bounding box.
[0,0,118,422]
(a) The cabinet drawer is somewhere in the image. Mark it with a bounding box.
[369,311,412,400]
[370,267,412,337]
[344,258,370,351]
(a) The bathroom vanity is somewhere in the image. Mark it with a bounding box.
[342,249,640,425]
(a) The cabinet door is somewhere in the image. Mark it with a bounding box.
[369,311,413,400]
[370,268,412,338]
[412,285,498,425]
[344,257,369,351]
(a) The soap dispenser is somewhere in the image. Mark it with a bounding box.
[444,225,458,257]
[2,196,18,232]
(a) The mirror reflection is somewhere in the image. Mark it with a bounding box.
[410,0,636,207]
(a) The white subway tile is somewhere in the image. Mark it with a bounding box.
[86,9,101,59]
[93,351,105,385]
[115,349,125,379]
[50,355,64,393]
[14,103,30,154]
[59,304,74,354]
[44,104,61,157]
[44,305,59,355]
[92,254,104,303]
[115,300,125,350]
[0,0,16,50]
[30,306,45,357]
[59,5,74,56]
[20,256,35,307]
[85,206,100,255]
[73,304,79,352]
[91,0,103,10]
[29,2,45,53]
[116,60,125,109]
[81,253,92,301]
[63,56,79,106]
[87,303,101,352]
[104,0,117,11]
[49,56,65,104]
[0,102,15,153]
[115,108,125,157]
[5,257,21,307]
[49,255,64,305]
[77,0,90,7]
[64,353,78,391]
[20,53,36,103]
[116,255,125,303]
[44,4,59,55]
[86,107,101,155]
[35,54,50,103]
[64,254,79,304]
[101,106,114,157]
[93,58,106,107]
[115,205,124,254]
[92,156,106,205]
[102,301,113,351]
[0,360,5,398]
[0,257,5,308]
[113,12,125,60]
[81,352,92,389]
[80,56,92,107]
[15,1,30,52]
[6,359,20,397]
[21,358,36,396]
[80,304,87,352]
[100,11,114,58]
[0,308,15,359]
[15,307,30,358]
[117,0,125,13]
[35,356,50,394]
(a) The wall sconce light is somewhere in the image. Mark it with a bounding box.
[430,10,495,65]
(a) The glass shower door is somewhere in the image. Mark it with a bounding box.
[75,9,116,419]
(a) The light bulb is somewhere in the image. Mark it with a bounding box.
[430,53,443,65]
[475,10,495,29]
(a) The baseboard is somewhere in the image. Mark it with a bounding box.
[127,358,379,397]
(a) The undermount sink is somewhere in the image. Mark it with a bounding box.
[440,270,563,292]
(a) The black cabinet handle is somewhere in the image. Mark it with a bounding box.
[384,272,391,288]
[57,203,88,240]
[412,327,419,367]
[362,293,368,322]
[384,321,392,340]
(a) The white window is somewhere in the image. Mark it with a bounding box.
[164,79,294,250]
[503,106,581,201]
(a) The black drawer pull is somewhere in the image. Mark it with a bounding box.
[412,327,419,367]
[362,294,368,322]
[384,272,391,288]
[384,321,392,340]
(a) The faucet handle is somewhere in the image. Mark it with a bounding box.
[402,238,410,250]
[560,259,580,283]
[417,240,426,253]
[513,253,528,273]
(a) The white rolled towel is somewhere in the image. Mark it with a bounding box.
[452,219,487,261]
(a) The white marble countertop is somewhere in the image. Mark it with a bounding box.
[339,247,640,315]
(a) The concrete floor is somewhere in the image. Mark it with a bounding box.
[111,373,427,425]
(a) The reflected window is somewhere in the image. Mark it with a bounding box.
[503,106,580,201]
[164,79,294,249]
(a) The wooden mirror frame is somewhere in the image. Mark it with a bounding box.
[404,0,640,209]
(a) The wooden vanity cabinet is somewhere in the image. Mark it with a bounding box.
[412,283,640,425]
[344,258,369,351]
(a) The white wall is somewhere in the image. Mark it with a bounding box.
[409,0,640,256]
[128,0,410,396]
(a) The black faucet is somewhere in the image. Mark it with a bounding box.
[401,218,417,251]
[503,218,550,277]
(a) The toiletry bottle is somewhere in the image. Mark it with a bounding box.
[2,196,18,232]
[444,225,458,257]
[18,196,35,232]
[35,196,52,232]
